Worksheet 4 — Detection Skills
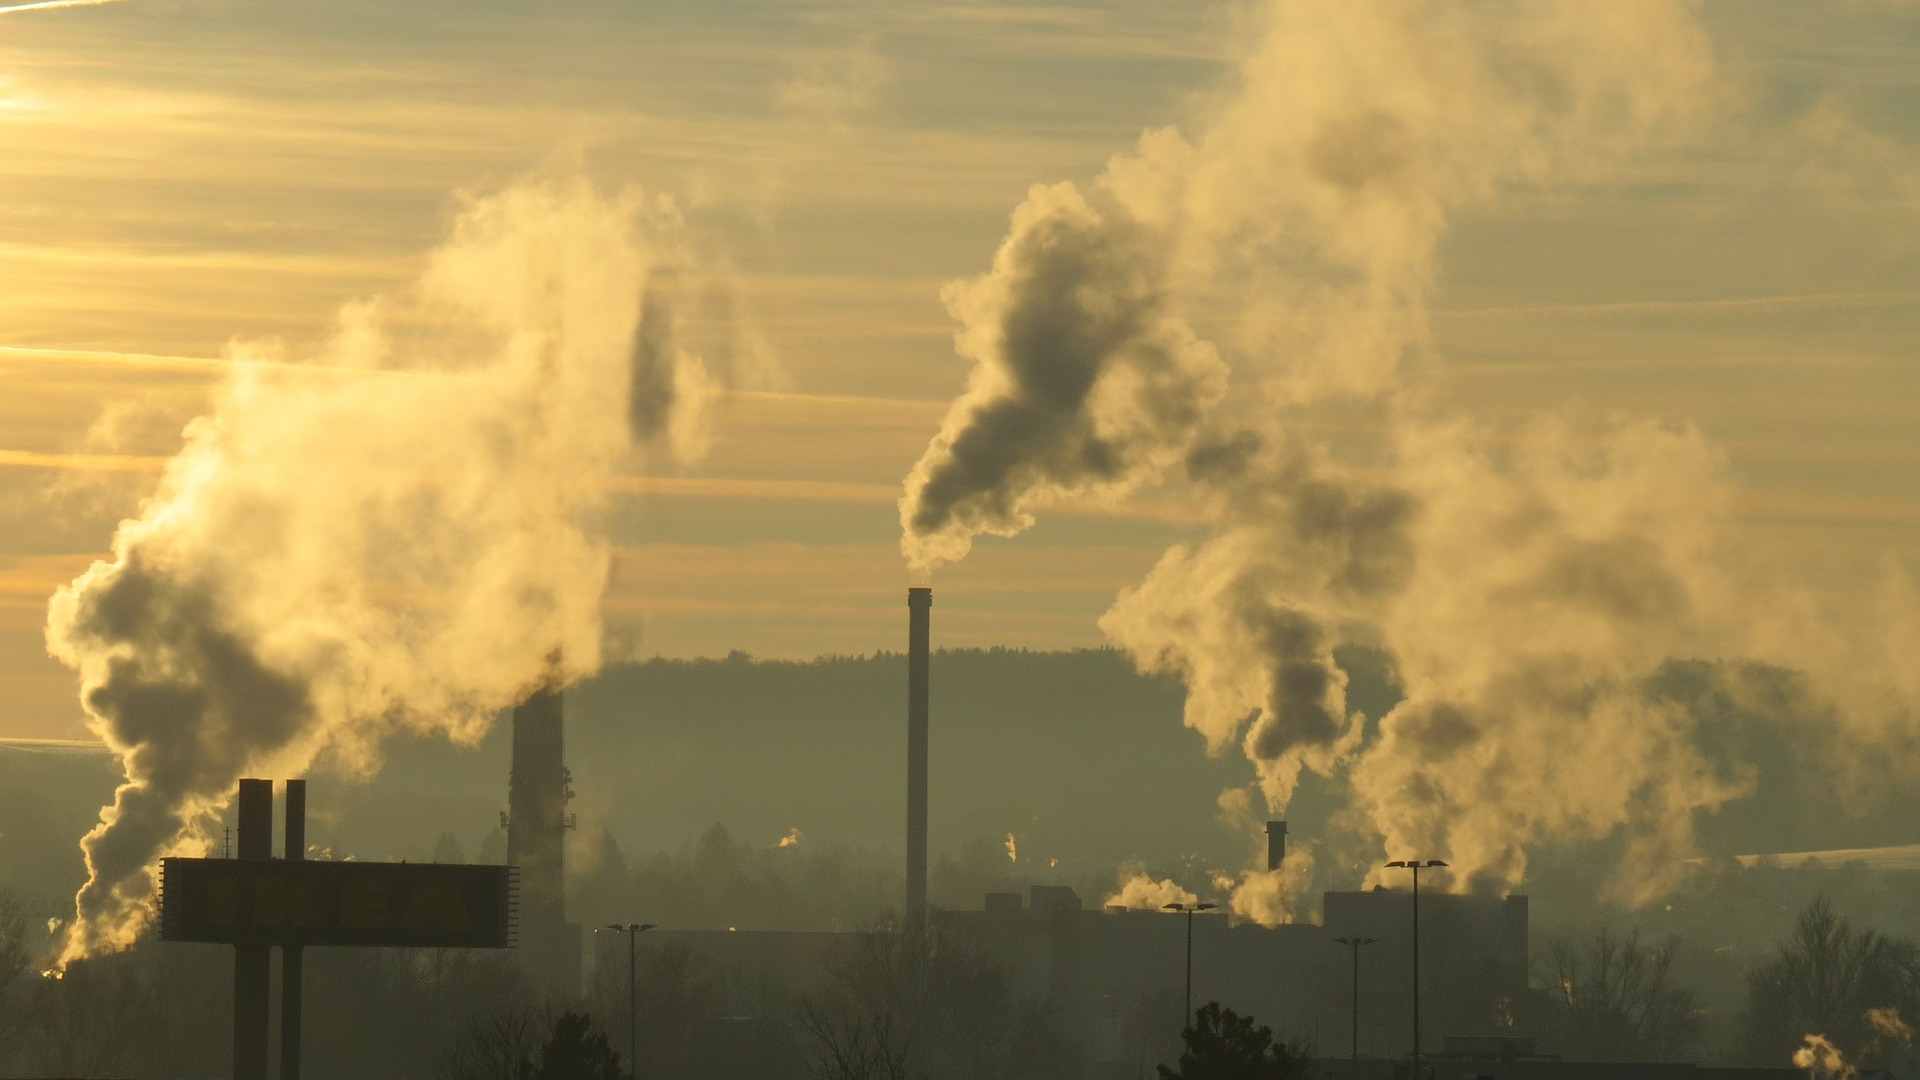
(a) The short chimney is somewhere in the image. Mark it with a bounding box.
[1266,820,1287,871]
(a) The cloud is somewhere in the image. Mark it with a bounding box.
[778,36,895,125]
[0,0,127,15]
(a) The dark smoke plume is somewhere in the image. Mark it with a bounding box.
[899,182,1223,570]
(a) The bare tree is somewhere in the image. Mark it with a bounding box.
[0,890,30,1055]
[797,914,1076,1080]
[799,1000,914,1080]
[1538,926,1704,1060]
[20,952,164,1078]
[440,1002,553,1080]
[585,940,729,1077]
[1736,897,1920,1067]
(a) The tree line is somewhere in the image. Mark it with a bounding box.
[1,885,1916,1076]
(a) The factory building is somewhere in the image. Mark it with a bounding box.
[961,882,1528,1068]
[612,880,1529,1078]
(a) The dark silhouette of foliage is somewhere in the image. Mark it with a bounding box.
[1156,1002,1308,1080]
[440,1003,549,1080]
[1536,926,1705,1059]
[1735,896,1920,1067]
[799,914,1075,1080]
[517,1012,628,1080]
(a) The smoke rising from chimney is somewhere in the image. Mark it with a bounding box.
[899,0,1920,918]
[43,173,745,966]
[1103,872,1196,912]
[898,183,1225,572]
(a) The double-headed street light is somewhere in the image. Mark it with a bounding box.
[1163,902,1218,1028]
[1383,860,1447,1080]
[1331,936,1377,1063]
[599,922,657,1075]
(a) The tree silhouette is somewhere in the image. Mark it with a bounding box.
[1735,896,1920,1067]
[797,914,1074,1080]
[517,1012,628,1080]
[1157,1002,1308,1080]
[1538,926,1704,1059]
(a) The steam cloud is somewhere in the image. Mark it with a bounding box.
[1868,1006,1914,1043]
[1104,872,1196,912]
[45,175,737,965]
[1795,1034,1854,1080]
[899,183,1224,571]
[902,0,1920,920]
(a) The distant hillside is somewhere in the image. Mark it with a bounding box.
[332,646,1383,876]
[4,648,1916,929]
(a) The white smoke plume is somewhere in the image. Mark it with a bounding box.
[1104,872,1197,912]
[1105,441,1411,813]
[1868,1006,1914,1044]
[1214,787,1320,925]
[44,174,738,967]
[1226,850,1317,927]
[1795,1034,1855,1080]
[897,0,1920,917]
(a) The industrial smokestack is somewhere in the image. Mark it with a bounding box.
[283,778,306,1080]
[508,653,577,992]
[907,587,931,932]
[1266,820,1287,872]
[233,779,272,1080]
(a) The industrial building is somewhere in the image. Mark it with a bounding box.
[600,879,1530,1077]
[577,583,1530,1072]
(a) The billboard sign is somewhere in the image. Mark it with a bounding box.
[160,858,514,949]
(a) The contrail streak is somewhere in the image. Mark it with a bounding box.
[0,0,127,14]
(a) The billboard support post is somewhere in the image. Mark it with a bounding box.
[178,780,515,1080]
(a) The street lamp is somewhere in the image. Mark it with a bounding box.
[599,922,657,1074]
[1383,860,1446,1080]
[1163,902,1218,1028]
[1331,936,1377,1064]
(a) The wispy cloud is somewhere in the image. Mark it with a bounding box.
[1438,290,1920,321]
[0,0,128,15]
[0,448,163,473]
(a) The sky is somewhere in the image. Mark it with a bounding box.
[2,0,1920,745]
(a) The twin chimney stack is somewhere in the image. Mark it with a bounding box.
[907,587,931,933]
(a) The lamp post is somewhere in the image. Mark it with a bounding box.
[600,922,657,1074]
[1163,902,1218,1028]
[1383,860,1446,1080]
[1332,936,1377,1064]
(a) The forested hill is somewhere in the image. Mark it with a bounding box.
[3,647,1914,923]
[337,646,1394,877]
